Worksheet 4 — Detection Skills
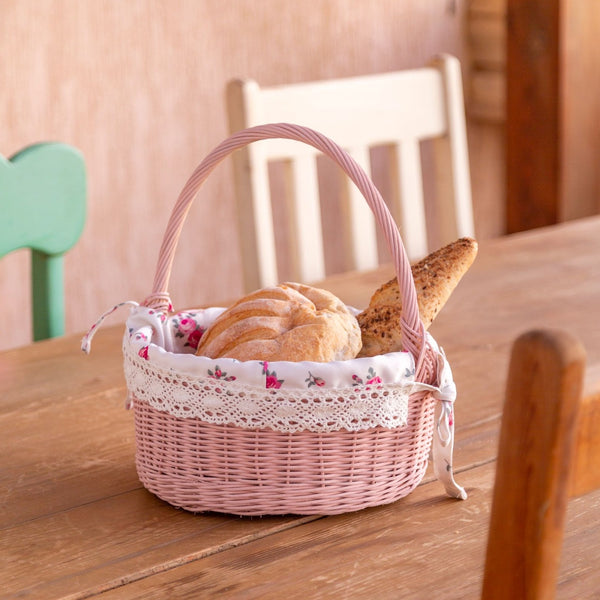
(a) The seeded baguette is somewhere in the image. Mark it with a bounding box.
[357,237,478,357]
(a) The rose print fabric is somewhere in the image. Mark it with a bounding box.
[124,305,417,391]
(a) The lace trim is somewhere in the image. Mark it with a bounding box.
[123,342,411,433]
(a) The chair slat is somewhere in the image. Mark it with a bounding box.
[433,54,475,244]
[232,145,279,290]
[390,140,428,261]
[284,155,325,283]
[340,146,378,271]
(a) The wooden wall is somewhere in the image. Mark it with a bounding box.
[559,1,600,221]
[468,0,600,232]
[0,0,503,350]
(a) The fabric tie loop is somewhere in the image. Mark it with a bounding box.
[81,301,139,354]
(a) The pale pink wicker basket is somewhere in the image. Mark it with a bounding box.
[130,123,447,516]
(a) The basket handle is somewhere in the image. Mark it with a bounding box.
[144,123,427,363]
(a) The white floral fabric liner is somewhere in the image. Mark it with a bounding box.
[126,305,417,390]
[120,305,417,432]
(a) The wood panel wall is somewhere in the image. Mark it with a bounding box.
[506,0,600,231]
[468,0,505,122]
[560,1,600,222]
[1,0,502,351]
[468,0,600,233]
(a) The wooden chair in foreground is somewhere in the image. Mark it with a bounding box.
[0,142,86,341]
[482,329,600,599]
[226,54,474,292]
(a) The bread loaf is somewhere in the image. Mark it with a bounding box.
[196,282,362,362]
[358,237,478,357]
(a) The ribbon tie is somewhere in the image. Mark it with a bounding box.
[81,301,140,354]
[410,346,467,500]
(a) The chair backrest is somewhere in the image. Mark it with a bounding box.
[481,329,600,599]
[0,142,86,341]
[226,53,474,292]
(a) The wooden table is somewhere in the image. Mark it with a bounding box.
[2,217,600,599]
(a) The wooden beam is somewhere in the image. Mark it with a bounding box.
[506,0,561,233]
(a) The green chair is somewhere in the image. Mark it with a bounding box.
[0,142,86,341]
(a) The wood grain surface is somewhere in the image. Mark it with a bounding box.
[2,217,599,598]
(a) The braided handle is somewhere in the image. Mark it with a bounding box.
[145,123,427,363]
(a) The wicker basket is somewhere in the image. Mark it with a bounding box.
[84,123,466,515]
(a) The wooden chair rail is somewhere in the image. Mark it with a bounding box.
[482,328,599,599]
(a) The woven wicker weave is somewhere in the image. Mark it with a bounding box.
[129,123,449,515]
[134,391,435,515]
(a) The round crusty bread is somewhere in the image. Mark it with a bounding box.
[358,237,478,357]
[195,282,362,362]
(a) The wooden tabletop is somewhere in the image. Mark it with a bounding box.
[2,216,600,599]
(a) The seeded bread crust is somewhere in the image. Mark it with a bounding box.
[357,237,478,357]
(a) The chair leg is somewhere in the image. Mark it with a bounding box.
[481,329,585,600]
[31,251,65,340]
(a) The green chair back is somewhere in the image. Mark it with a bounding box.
[0,142,86,341]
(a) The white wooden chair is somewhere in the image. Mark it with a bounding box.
[226,53,474,292]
